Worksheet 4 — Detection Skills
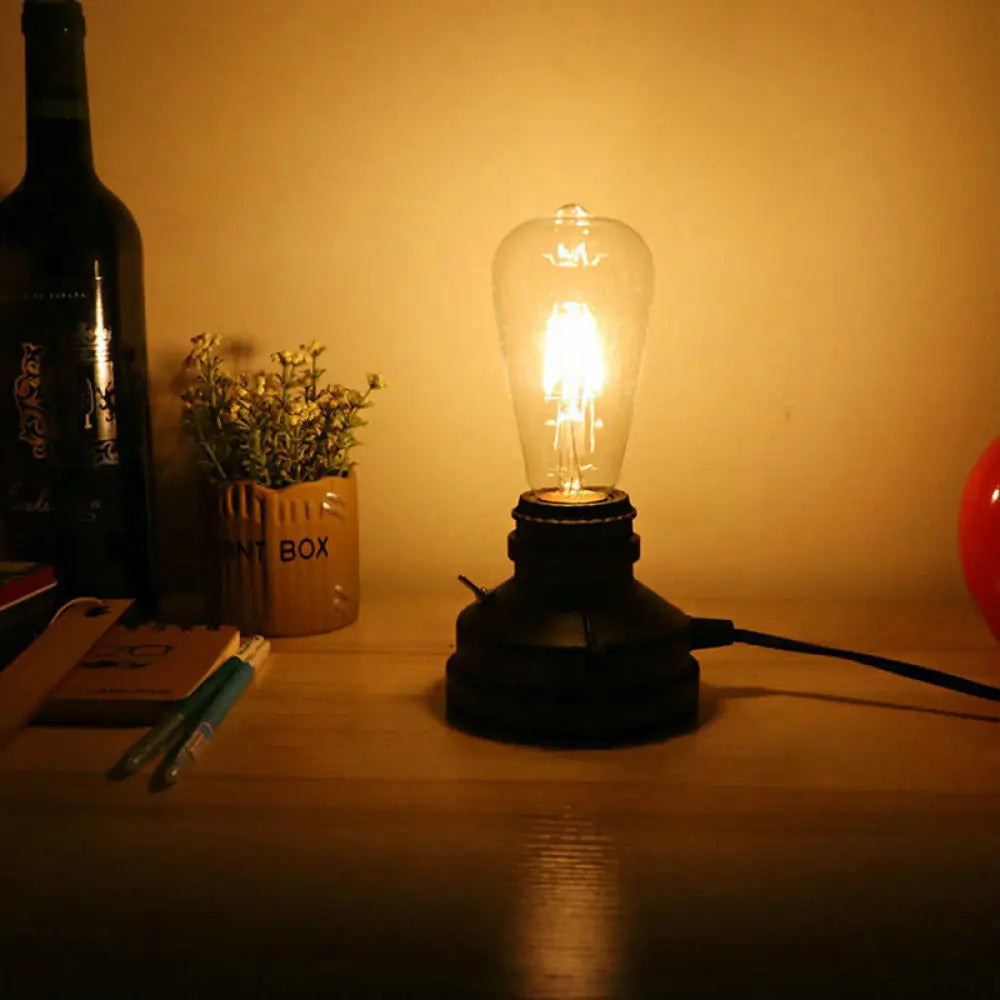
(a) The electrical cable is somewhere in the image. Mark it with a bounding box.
[687,616,1000,703]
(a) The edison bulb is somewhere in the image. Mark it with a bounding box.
[492,205,654,504]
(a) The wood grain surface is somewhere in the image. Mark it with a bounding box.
[1,596,997,998]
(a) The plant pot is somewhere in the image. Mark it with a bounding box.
[204,472,359,637]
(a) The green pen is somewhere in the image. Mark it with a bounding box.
[115,636,266,775]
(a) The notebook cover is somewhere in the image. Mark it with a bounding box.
[35,622,241,727]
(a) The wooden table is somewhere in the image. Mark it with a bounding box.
[1,596,998,998]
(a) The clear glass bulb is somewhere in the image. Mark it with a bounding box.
[493,205,655,504]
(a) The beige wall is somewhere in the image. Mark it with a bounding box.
[2,0,998,601]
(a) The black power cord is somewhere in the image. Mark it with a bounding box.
[688,617,1000,702]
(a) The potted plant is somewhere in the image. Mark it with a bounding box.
[180,333,385,636]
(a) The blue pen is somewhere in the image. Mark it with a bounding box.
[116,635,266,775]
[160,637,269,785]
[116,660,239,775]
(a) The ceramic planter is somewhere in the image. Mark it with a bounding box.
[205,473,359,637]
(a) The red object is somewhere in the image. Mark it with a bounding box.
[0,563,56,614]
[959,438,1000,641]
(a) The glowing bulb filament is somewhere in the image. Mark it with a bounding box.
[542,301,605,500]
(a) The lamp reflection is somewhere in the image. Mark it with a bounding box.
[515,810,622,999]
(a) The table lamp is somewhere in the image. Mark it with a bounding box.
[446,205,700,746]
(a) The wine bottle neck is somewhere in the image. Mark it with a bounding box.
[21,1,95,181]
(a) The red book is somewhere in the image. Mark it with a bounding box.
[0,563,57,613]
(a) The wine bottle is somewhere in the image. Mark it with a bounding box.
[0,0,157,608]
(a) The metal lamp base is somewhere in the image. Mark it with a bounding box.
[446,491,700,747]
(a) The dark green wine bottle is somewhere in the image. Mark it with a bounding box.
[0,0,157,609]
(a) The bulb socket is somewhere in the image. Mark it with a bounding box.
[508,491,639,597]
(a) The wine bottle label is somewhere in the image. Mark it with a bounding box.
[77,262,119,466]
[5,265,119,475]
[76,329,118,466]
[13,341,48,459]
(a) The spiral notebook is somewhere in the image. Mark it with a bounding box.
[33,613,241,727]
